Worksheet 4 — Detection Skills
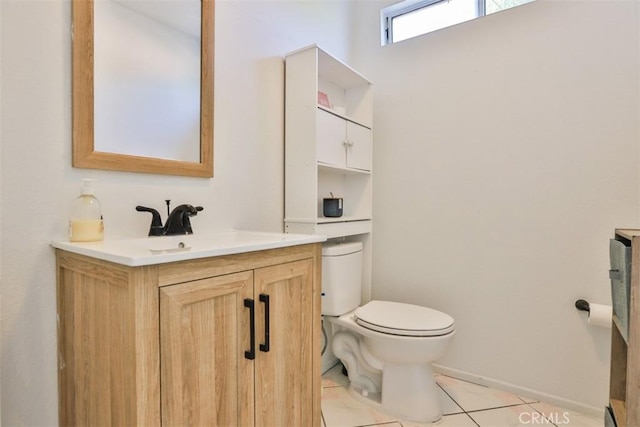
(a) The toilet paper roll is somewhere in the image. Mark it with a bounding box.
[588,303,612,329]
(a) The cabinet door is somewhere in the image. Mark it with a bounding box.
[346,121,372,171]
[160,271,254,426]
[254,259,315,427]
[317,109,347,168]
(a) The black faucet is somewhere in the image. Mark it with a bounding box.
[164,204,203,235]
[136,203,204,236]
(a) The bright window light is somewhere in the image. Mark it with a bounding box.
[382,0,535,45]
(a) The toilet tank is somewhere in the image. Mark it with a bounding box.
[321,241,363,316]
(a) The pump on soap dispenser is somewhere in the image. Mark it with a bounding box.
[69,179,104,242]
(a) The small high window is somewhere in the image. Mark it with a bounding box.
[381,0,534,45]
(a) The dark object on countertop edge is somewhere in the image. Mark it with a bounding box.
[136,204,203,236]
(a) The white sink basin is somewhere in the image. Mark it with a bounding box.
[51,230,326,266]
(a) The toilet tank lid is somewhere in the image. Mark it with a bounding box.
[322,241,363,256]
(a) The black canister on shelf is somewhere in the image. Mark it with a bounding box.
[323,193,343,217]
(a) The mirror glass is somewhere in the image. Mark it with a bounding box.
[94,0,201,162]
[72,0,214,177]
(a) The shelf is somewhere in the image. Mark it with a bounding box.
[615,229,640,240]
[317,105,371,129]
[285,44,374,306]
[316,47,371,88]
[285,45,372,240]
[317,216,371,224]
[317,219,371,238]
[284,218,372,239]
[610,229,640,427]
[317,162,371,175]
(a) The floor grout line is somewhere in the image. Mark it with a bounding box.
[464,401,536,414]
[464,411,481,427]
[436,381,466,415]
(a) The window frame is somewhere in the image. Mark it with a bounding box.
[381,0,487,45]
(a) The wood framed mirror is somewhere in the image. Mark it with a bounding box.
[72,0,214,177]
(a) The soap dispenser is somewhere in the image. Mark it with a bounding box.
[69,179,104,242]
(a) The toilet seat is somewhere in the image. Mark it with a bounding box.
[354,301,454,337]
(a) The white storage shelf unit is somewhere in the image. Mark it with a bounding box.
[285,45,373,239]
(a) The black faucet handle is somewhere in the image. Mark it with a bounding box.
[136,205,164,236]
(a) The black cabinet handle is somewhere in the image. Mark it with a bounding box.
[259,294,270,353]
[244,298,255,360]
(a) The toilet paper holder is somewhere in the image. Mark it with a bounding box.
[575,299,612,329]
[575,299,590,312]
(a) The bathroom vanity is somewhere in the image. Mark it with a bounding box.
[53,231,324,426]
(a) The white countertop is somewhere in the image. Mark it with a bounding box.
[51,230,326,267]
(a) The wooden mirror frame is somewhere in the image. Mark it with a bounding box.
[72,0,214,177]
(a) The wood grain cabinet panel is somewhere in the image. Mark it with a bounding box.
[160,271,255,426]
[254,260,315,427]
[56,244,321,426]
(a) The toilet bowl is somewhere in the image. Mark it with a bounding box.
[322,242,455,423]
[328,301,455,422]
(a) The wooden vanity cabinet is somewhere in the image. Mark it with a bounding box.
[56,244,321,426]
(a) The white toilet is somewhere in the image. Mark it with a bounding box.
[322,241,455,423]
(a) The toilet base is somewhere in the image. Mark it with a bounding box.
[345,363,442,423]
[381,363,442,423]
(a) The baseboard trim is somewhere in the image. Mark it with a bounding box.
[432,364,605,419]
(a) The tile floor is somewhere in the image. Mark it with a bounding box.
[321,364,603,427]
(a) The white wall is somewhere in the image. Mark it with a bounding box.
[3,0,638,422]
[0,0,353,423]
[351,0,639,411]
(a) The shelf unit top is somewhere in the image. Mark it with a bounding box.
[286,44,371,89]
